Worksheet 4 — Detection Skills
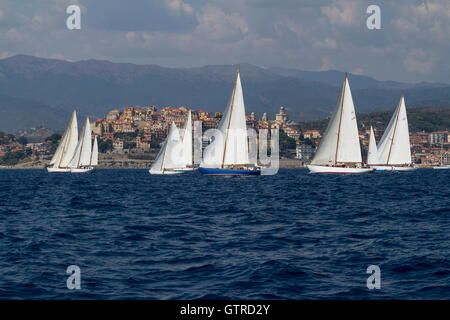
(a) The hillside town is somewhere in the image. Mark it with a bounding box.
[0,105,449,168]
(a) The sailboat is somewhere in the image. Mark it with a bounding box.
[176,110,195,171]
[367,126,380,166]
[198,70,260,176]
[307,74,373,174]
[371,95,416,172]
[47,110,78,173]
[70,117,97,173]
[433,142,449,169]
[149,122,185,175]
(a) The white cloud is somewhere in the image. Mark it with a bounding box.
[6,28,25,41]
[351,67,364,75]
[320,56,335,71]
[0,0,449,82]
[321,0,359,26]
[125,32,137,41]
[403,49,435,74]
[31,15,42,24]
[164,0,194,16]
[313,37,337,49]
[393,17,420,39]
[0,51,14,59]
[195,5,249,41]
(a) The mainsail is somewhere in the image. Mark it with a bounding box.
[150,122,183,173]
[377,96,412,165]
[70,117,92,168]
[367,126,379,165]
[311,75,362,166]
[181,110,192,167]
[201,71,249,168]
[50,110,78,168]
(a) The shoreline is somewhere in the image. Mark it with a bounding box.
[0,158,308,169]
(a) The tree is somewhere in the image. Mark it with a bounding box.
[114,132,138,140]
[279,130,297,157]
[280,130,296,149]
[123,141,136,149]
[304,138,314,146]
[45,133,62,154]
[150,135,163,149]
[98,138,113,153]
[45,133,62,144]
[0,149,30,166]
[17,136,28,145]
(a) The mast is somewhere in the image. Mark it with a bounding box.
[386,95,402,165]
[334,73,347,164]
[221,70,239,168]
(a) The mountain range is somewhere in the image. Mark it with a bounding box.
[0,54,449,133]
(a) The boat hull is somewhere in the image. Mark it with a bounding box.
[174,167,196,172]
[70,167,94,173]
[371,165,416,172]
[47,167,71,173]
[392,166,417,172]
[307,165,374,174]
[149,169,184,175]
[198,167,261,176]
[371,165,394,172]
[433,166,450,170]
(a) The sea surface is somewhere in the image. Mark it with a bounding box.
[0,169,448,299]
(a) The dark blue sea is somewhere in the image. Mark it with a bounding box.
[0,169,448,299]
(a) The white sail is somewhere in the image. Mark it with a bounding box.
[50,110,78,168]
[377,104,398,163]
[367,126,379,165]
[60,111,79,167]
[201,71,249,167]
[201,97,230,168]
[91,136,98,166]
[164,122,184,169]
[70,117,92,168]
[311,75,362,165]
[377,96,412,165]
[181,110,193,167]
[150,122,183,173]
[150,140,166,174]
[50,132,67,166]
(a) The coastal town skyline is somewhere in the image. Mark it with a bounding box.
[1,103,448,169]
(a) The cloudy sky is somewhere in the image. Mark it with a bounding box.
[0,0,449,83]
